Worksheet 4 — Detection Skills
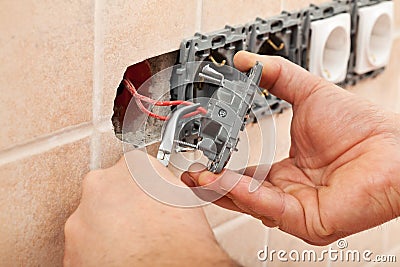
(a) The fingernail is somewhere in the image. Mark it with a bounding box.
[197,172,218,186]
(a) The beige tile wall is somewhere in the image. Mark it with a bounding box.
[102,0,200,118]
[0,1,94,151]
[0,139,90,266]
[282,0,329,11]
[0,0,399,266]
[201,0,281,32]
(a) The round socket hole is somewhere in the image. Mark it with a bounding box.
[368,13,392,67]
[258,34,287,58]
[322,26,349,81]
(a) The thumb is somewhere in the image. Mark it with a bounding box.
[186,167,288,226]
[234,51,332,106]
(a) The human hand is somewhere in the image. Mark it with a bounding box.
[64,150,236,267]
[181,51,400,246]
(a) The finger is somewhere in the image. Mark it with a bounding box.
[183,163,227,193]
[187,168,290,226]
[218,171,286,219]
[237,165,271,181]
[233,51,332,106]
[211,197,243,213]
[182,164,233,203]
[184,166,256,214]
[185,164,271,193]
[213,196,274,221]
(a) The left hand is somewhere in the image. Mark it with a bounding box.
[64,150,234,267]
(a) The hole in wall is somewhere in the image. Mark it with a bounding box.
[112,50,179,141]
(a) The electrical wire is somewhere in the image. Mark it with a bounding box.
[123,79,207,121]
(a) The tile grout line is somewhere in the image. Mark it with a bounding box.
[262,228,270,267]
[90,0,106,170]
[0,122,94,166]
[280,0,286,12]
[0,115,114,167]
[97,118,114,132]
[90,132,101,170]
[382,222,389,254]
[92,0,105,126]
[196,0,203,33]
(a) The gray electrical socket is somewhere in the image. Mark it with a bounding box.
[171,22,292,123]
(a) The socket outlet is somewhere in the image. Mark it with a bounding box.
[354,1,393,75]
[309,13,351,83]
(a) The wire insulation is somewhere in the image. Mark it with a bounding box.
[123,79,207,121]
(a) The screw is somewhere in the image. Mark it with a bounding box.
[218,108,227,118]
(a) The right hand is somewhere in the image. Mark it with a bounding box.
[182,51,400,245]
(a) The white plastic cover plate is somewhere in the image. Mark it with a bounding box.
[309,13,351,83]
[354,1,394,75]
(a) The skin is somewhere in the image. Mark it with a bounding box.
[64,51,400,265]
[182,51,400,246]
[64,153,237,267]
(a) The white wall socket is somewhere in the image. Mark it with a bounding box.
[309,13,351,83]
[354,1,394,75]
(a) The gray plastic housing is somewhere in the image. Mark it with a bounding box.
[247,11,305,66]
[158,62,264,173]
[198,62,263,173]
[171,25,246,102]
[171,23,290,119]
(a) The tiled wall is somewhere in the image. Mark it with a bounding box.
[0,0,399,266]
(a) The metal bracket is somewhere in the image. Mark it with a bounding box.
[157,104,201,166]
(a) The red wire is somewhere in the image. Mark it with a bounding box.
[123,79,207,121]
